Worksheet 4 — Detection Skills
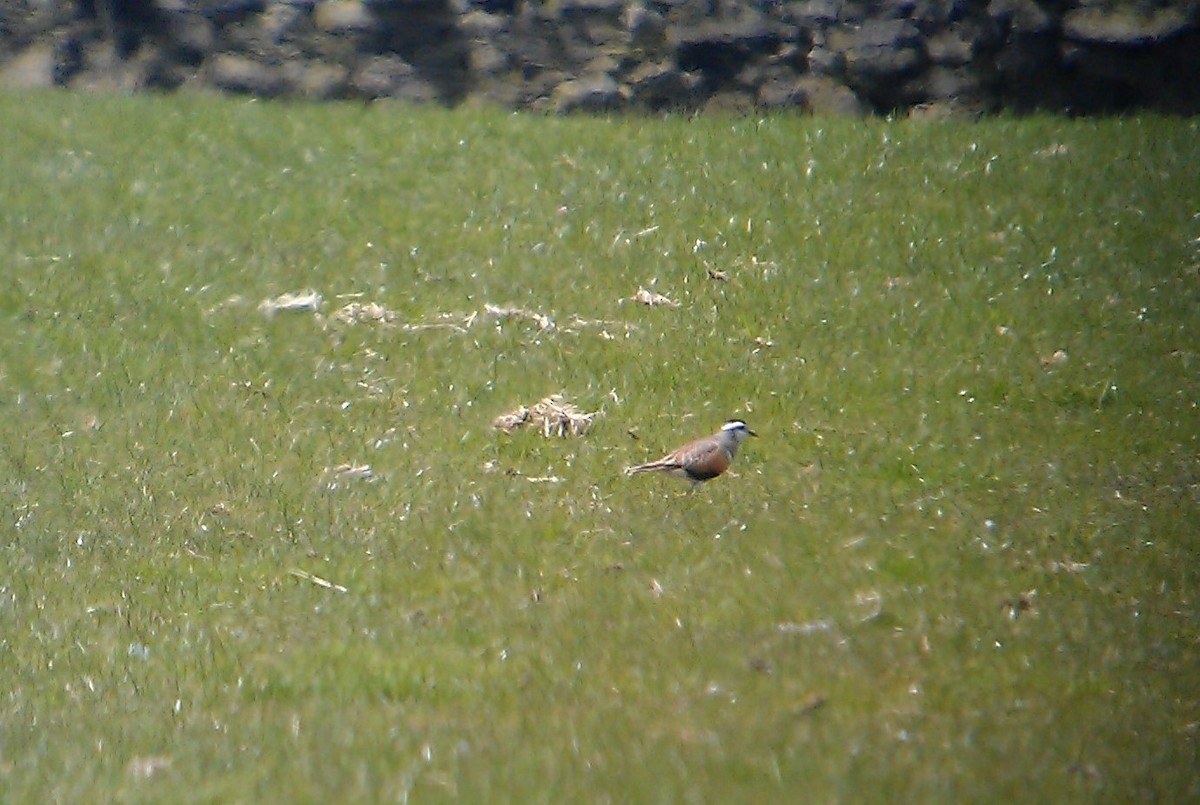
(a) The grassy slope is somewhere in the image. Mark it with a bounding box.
[1,91,1197,802]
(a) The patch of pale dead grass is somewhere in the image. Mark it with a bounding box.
[493,394,598,437]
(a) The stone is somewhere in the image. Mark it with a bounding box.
[912,64,984,101]
[757,76,805,107]
[1063,6,1197,47]
[197,1,270,25]
[925,28,974,65]
[845,19,925,76]
[363,0,447,8]
[551,73,626,112]
[558,0,625,15]
[583,54,620,76]
[470,0,519,13]
[909,0,975,27]
[625,2,667,52]
[795,74,870,116]
[468,41,508,75]
[351,54,425,98]
[461,10,507,37]
[313,0,376,34]
[987,0,1054,36]
[157,12,215,64]
[880,0,920,21]
[993,27,1056,79]
[288,61,349,97]
[702,89,756,114]
[207,53,287,95]
[785,0,842,27]
[257,4,310,41]
[0,45,58,88]
[624,60,700,107]
[806,41,843,75]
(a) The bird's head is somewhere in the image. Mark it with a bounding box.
[721,419,757,443]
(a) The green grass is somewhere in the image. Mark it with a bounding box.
[1,90,1197,802]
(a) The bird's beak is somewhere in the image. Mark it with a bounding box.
[747,429,758,437]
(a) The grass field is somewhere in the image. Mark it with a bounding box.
[1,90,1197,802]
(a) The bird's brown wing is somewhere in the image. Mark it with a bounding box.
[670,436,723,469]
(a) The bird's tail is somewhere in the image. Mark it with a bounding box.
[625,461,672,476]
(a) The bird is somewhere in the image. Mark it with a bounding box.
[626,420,757,487]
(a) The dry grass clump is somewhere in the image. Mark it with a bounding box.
[333,301,400,325]
[258,289,323,316]
[493,394,597,437]
[628,286,679,308]
[484,303,555,330]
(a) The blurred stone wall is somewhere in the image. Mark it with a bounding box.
[1,0,1197,115]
